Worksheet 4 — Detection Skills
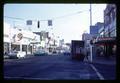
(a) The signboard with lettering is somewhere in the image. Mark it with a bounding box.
[27,20,32,25]
[48,20,52,26]
[98,37,116,41]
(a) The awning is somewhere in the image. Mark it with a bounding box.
[95,37,116,45]
[30,42,40,44]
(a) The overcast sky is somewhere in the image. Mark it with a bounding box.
[4,4,106,43]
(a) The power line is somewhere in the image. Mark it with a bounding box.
[4,16,50,22]
[4,9,89,21]
[52,10,89,20]
[4,16,25,21]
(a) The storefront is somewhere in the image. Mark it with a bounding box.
[95,37,116,58]
[4,23,10,54]
[4,22,40,55]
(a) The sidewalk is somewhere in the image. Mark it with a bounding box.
[90,55,116,66]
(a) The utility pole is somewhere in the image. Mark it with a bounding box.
[90,3,93,62]
[90,4,92,27]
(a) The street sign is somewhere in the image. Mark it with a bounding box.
[26,20,32,25]
[48,20,52,26]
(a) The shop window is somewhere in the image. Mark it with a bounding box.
[4,42,9,54]
[11,44,20,51]
[22,45,27,51]
[28,45,32,53]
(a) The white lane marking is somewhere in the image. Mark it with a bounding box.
[90,64,105,80]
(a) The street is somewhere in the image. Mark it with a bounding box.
[4,55,98,80]
[93,63,116,80]
[3,4,116,80]
[4,54,115,80]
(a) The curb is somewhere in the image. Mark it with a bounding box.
[83,60,116,66]
[25,55,34,58]
[89,61,116,66]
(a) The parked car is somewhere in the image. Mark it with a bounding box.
[52,50,57,54]
[33,50,48,56]
[63,51,71,56]
[4,52,9,59]
[8,51,18,59]
[17,51,26,58]
[8,51,26,59]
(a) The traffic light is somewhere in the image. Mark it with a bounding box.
[48,20,52,26]
[38,21,40,28]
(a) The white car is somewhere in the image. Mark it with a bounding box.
[17,51,26,58]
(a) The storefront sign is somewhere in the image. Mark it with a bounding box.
[17,33,23,41]
[98,37,115,41]
[27,20,32,25]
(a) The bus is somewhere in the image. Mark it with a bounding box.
[71,40,85,61]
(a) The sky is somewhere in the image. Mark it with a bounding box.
[4,4,106,43]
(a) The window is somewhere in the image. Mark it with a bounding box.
[112,10,115,20]
[110,30,115,37]
[22,45,27,51]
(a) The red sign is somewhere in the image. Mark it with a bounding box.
[98,37,115,41]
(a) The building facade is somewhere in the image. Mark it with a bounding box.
[90,22,104,38]
[4,22,40,55]
[95,4,116,58]
[104,4,116,37]
[82,33,93,48]
[89,22,104,57]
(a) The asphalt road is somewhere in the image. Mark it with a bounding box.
[93,63,116,80]
[4,54,113,80]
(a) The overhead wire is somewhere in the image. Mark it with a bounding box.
[52,10,89,20]
[4,9,89,21]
